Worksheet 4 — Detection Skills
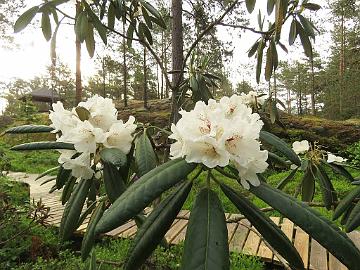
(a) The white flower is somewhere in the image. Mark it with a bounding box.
[292,140,310,154]
[49,101,78,133]
[103,116,136,154]
[62,120,106,153]
[58,150,77,164]
[290,164,298,170]
[327,153,347,163]
[169,96,268,188]
[78,95,118,131]
[62,152,94,180]
[240,91,266,106]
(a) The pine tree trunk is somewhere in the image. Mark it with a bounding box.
[123,23,128,107]
[310,58,316,115]
[75,2,82,105]
[143,47,148,109]
[170,0,184,124]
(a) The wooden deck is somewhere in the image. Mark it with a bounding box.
[8,172,360,270]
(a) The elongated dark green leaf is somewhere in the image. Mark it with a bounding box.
[248,40,259,57]
[14,6,39,33]
[333,186,360,221]
[40,177,56,186]
[125,181,193,270]
[149,15,166,29]
[4,125,54,134]
[141,1,165,27]
[323,161,355,182]
[78,200,97,228]
[127,24,135,47]
[60,178,92,241]
[315,165,336,210]
[41,12,52,41]
[221,183,303,269]
[181,188,229,270]
[142,7,153,29]
[108,2,116,29]
[289,19,297,45]
[81,201,105,261]
[297,21,313,58]
[96,159,196,234]
[35,166,60,181]
[260,131,301,166]
[103,162,126,203]
[277,168,298,190]
[84,3,107,44]
[245,0,256,13]
[301,164,315,202]
[268,152,288,168]
[346,200,360,232]
[341,204,355,225]
[61,177,76,205]
[303,3,321,11]
[135,131,157,177]
[100,148,127,167]
[298,14,315,39]
[275,0,287,41]
[85,23,95,58]
[250,182,360,269]
[265,43,274,81]
[267,0,276,15]
[75,106,90,121]
[139,22,153,44]
[256,40,265,83]
[56,165,72,190]
[11,142,75,151]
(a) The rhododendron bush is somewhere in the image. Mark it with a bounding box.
[5,94,360,270]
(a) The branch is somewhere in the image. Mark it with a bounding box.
[217,22,269,35]
[177,0,242,88]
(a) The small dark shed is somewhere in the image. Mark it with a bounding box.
[20,88,63,112]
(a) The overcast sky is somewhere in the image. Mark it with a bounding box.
[0,0,332,112]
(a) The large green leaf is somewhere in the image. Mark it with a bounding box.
[245,0,256,13]
[298,14,315,39]
[56,165,72,190]
[289,19,297,45]
[81,201,105,261]
[315,165,337,210]
[103,162,127,203]
[181,188,229,270]
[14,6,39,33]
[95,159,196,234]
[135,131,157,177]
[221,183,303,269]
[4,125,54,134]
[333,186,360,221]
[323,161,355,182]
[297,21,313,58]
[274,0,287,41]
[41,11,52,41]
[301,164,315,202]
[267,0,276,15]
[276,167,298,190]
[260,131,301,166]
[250,182,360,269]
[345,200,360,232]
[85,22,95,58]
[256,39,265,83]
[59,178,91,241]
[125,181,193,270]
[11,142,75,151]
[100,148,127,167]
[141,0,166,28]
[267,152,289,168]
[35,166,60,181]
[61,177,76,205]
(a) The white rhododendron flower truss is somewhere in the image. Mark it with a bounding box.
[49,95,136,180]
[170,95,268,189]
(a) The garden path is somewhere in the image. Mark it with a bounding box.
[7,171,360,270]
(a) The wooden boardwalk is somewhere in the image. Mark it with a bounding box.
[8,172,360,270]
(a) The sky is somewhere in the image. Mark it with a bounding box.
[0,0,332,113]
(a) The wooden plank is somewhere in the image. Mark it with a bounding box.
[169,220,188,244]
[329,254,347,270]
[229,220,250,252]
[309,239,327,270]
[347,231,360,249]
[273,218,295,263]
[293,227,310,268]
[243,223,261,256]
[227,215,238,244]
[105,221,136,237]
[165,211,190,242]
[257,217,280,261]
